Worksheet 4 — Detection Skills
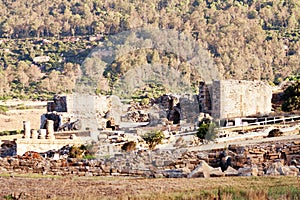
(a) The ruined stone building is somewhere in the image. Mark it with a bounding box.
[154,94,200,124]
[44,94,122,139]
[199,80,273,119]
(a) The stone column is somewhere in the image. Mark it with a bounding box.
[38,129,47,139]
[31,129,38,139]
[46,120,55,139]
[23,121,31,139]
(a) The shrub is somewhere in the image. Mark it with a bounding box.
[121,141,136,152]
[142,130,165,150]
[141,98,150,105]
[83,154,96,160]
[282,81,300,112]
[0,105,8,113]
[0,130,22,136]
[267,129,283,137]
[16,104,28,110]
[196,122,216,141]
[69,145,91,158]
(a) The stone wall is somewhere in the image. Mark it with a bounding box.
[47,94,123,140]
[198,81,212,113]
[179,94,200,124]
[15,120,87,156]
[153,94,200,124]
[1,140,300,178]
[16,138,83,156]
[211,80,272,119]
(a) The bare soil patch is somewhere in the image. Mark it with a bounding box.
[0,108,45,132]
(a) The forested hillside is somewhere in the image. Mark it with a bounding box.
[0,0,299,99]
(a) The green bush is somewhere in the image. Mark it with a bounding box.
[0,105,8,113]
[267,129,283,137]
[69,146,84,158]
[0,130,22,136]
[16,104,28,110]
[142,130,165,150]
[69,144,96,159]
[282,81,300,112]
[196,123,216,141]
[83,154,96,160]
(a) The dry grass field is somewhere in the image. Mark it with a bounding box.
[0,109,45,132]
[0,174,300,200]
[0,100,46,132]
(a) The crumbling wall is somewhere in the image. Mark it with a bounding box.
[16,138,83,156]
[46,94,123,139]
[211,80,272,119]
[179,94,200,124]
[153,94,200,124]
[198,81,212,113]
[1,140,300,178]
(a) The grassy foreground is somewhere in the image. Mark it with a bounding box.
[1,174,300,200]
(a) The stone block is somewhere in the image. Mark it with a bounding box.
[188,160,223,178]
[238,167,258,176]
[225,166,239,176]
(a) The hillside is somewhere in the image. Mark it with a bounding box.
[0,0,299,99]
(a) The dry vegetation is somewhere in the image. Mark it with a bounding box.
[0,108,45,132]
[0,175,300,200]
[1,0,300,100]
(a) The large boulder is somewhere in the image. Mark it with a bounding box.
[188,160,224,178]
[224,166,239,176]
[278,166,298,176]
[266,162,282,176]
[238,166,259,176]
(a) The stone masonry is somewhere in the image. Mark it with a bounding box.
[211,80,272,119]
[16,120,84,155]
[1,140,300,178]
[46,94,123,140]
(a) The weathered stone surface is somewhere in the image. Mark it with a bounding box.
[2,139,300,179]
[211,80,272,119]
[188,160,223,178]
[265,162,282,176]
[224,166,239,176]
[238,167,258,176]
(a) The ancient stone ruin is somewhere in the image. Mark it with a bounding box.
[44,94,122,139]
[1,140,300,178]
[2,79,297,181]
[16,120,83,156]
[199,80,273,119]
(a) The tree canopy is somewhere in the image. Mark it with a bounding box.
[0,0,299,99]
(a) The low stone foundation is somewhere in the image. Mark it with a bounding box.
[16,138,83,156]
[15,120,88,156]
[1,140,300,178]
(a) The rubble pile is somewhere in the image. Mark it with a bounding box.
[0,140,299,178]
[126,110,150,122]
[123,101,151,122]
[98,131,142,144]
